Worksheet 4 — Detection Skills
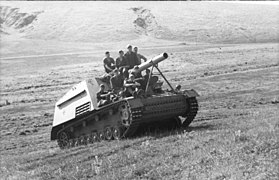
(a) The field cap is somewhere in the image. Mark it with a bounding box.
[105,51,110,55]
[100,84,105,87]
[126,44,132,49]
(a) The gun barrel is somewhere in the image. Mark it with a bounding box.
[131,53,168,74]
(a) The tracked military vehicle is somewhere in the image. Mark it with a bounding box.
[51,53,199,149]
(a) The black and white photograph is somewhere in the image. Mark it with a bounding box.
[0,1,278,179]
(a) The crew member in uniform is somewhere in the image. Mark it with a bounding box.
[115,50,129,78]
[134,46,147,65]
[124,74,141,97]
[110,69,124,92]
[97,84,112,107]
[124,45,138,70]
[143,69,159,91]
[103,51,115,73]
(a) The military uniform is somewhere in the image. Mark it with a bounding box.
[136,53,147,65]
[103,57,115,73]
[97,90,110,107]
[110,74,124,91]
[115,56,128,69]
[124,51,138,69]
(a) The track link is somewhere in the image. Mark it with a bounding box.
[56,96,199,149]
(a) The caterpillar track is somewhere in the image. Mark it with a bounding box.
[55,96,198,149]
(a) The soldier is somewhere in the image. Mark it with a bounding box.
[103,51,115,73]
[175,85,182,92]
[131,66,143,78]
[110,69,124,92]
[124,74,141,97]
[115,50,127,68]
[115,50,129,78]
[124,44,138,69]
[131,66,144,88]
[143,69,158,91]
[96,84,112,107]
[134,46,147,65]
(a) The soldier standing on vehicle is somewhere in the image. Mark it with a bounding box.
[116,50,127,68]
[134,46,147,65]
[124,44,138,69]
[103,51,115,73]
[110,69,124,92]
[116,50,129,78]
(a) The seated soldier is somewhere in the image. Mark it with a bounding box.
[97,84,112,107]
[132,65,143,78]
[143,69,159,91]
[110,69,124,92]
[103,51,115,74]
[130,66,144,89]
[124,74,141,97]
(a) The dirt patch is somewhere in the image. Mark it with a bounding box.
[130,6,175,39]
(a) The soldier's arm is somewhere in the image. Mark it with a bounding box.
[135,77,144,81]
[124,80,134,87]
[100,92,111,98]
[140,54,147,62]
[104,64,113,71]
[111,58,116,65]
[110,78,114,89]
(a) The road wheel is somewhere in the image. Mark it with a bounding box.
[85,135,91,145]
[104,127,113,140]
[80,135,86,145]
[112,127,122,140]
[91,132,98,142]
[69,139,75,147]
[98,131,105,141]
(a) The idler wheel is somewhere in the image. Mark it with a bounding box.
[104,127,113,140]
[112,127,122,140]
[57,131,70,149]
[98,131,105,141]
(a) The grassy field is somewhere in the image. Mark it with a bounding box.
[0,2,279,180]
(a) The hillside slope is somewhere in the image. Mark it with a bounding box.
[1,1,278,44]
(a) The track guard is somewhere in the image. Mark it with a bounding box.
[183,89,199,98]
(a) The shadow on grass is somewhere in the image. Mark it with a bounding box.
[133,122,216,140]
